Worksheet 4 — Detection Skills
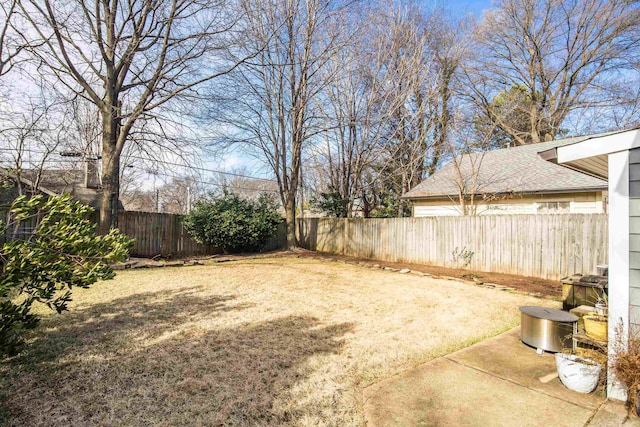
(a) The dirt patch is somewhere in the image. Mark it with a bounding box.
[292,250,561,300]
[134,249,562,298]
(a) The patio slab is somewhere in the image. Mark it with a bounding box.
[589,400,640,426]
[447,328,604,410]
[363,327,622,427]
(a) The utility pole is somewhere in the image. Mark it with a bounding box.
[186,185,191,214]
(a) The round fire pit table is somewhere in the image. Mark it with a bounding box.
[519,306,578,352]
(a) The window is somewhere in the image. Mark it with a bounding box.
[537,201,571,214]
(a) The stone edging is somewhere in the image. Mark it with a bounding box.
[305,255,520,293]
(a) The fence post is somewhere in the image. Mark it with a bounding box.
[296,214,608,280]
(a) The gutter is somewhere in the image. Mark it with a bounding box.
[402,186,609,200]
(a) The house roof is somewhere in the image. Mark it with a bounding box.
[539,128,640,178]
[1,168,121,210]
[402,134,610,200]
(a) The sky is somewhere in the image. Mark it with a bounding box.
[425,0,495,17]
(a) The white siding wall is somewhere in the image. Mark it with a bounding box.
[478,203,538,215]
[413,204,462,217]
[412,192,605,217]
[628,148,640,332]
[572,200,603,214]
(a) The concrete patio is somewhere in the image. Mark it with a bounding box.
[363,327,639,426]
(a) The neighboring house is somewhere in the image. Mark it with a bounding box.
[0,160,123,211]
[539,128,639,401]
[402,134,610,217]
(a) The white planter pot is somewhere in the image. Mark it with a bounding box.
[555,353,601,394]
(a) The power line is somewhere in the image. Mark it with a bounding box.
[140,169,280,194]
[0,158,279,194]
[126,155,276,182]
[0,148,276,183]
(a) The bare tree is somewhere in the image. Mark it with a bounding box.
[60,97,181,205]
[375,2,434,217]
[304,3,471,218]
[216,0,352,247]
[444,116,494,216]
[119,188,156,212]
[19,0,254,233]
[383,8,471,217]
[0,90,67,194]
[155,176,194,214]
[212,172,279,201]
[426,10,471,175]
[308,2,404,217]
[466,0,640,145]
[0,0,53,186]
[0,0,28,78]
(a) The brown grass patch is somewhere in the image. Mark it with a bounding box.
[0,257,550,426]
[298,251,561,299]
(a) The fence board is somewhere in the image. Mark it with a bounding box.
[297,214,608,280]
[116,211,286,258]
[115,211,216,258]
[264,223,287,251]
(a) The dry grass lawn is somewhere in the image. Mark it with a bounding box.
[0,256,551,426]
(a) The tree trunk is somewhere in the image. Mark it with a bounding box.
[98,108,121,235]
[397,173,407,218]
[284,195,297,249]
[459,190,467,216]
[529,101,541,144]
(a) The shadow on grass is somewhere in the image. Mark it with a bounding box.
[0,287,353,426]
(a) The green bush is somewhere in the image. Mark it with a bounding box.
[0,194,132,356]
[184,192,282,253]
[310,191,349,218]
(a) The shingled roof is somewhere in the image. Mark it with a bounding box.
[402,134,609,200]
[1,168,123,210]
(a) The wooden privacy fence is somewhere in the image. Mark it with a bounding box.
[264,222,288,251]
[2,208,286,258]
[297,215,608,280]
[116,211,220,258]
[117,211,287,258]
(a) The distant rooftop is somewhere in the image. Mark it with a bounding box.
[402,134,610,200]
[3,168,122,210]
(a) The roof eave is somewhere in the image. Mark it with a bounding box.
[538,147,559,162]
[403,186,608,200]
[0,169,59,197]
